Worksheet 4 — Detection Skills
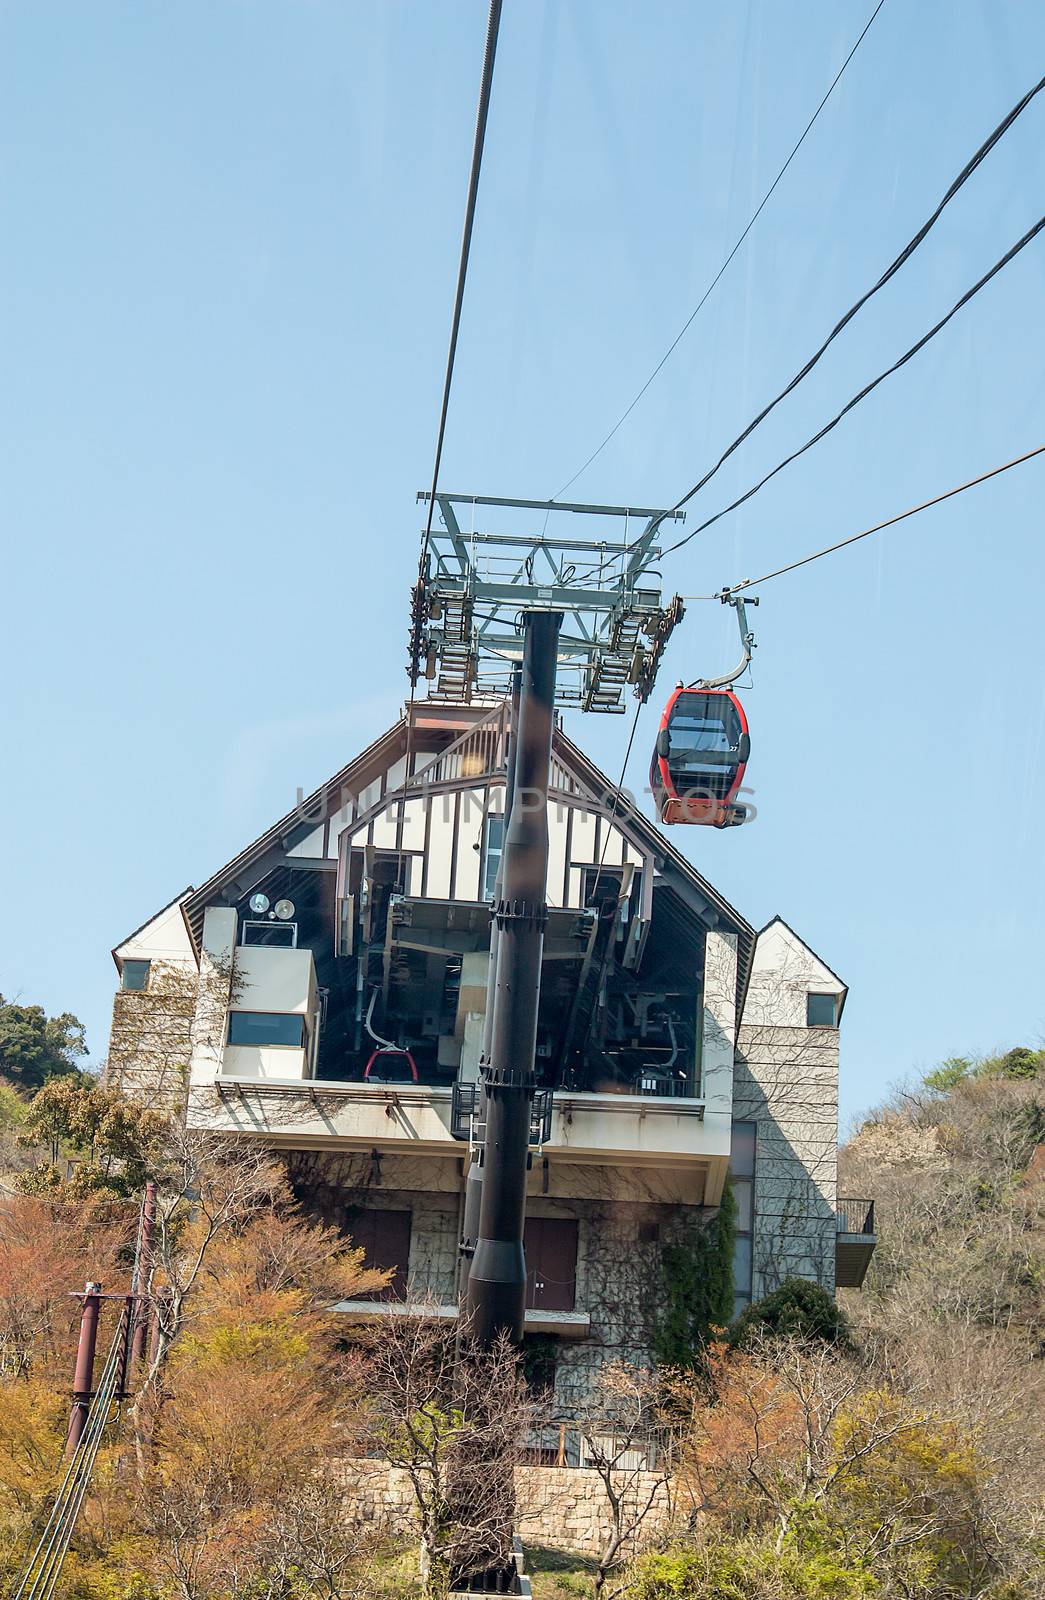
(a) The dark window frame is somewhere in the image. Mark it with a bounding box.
[240,920,298,948]
[480,812,505,901]
[806,991,839,1028]
[227,1011,307,1048]
[729,1119,757,1316]
[121,959,151,992]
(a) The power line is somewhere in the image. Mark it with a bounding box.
[419,0,504,570]
[551,0,887,501]
[404,0,503,882]
[654,70,1045,528]
[661,212,1045,557]
[13,1307,129,1600]
[695,443,1045,596]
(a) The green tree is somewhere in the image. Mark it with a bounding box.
[15,1078,169,1198]
[922,1056,972,1094]
[0,996,87,1094]
[654,1181,736,1368]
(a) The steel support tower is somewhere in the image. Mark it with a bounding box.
[410,493,686,1346]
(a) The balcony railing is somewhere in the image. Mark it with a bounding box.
[836,1197,875,1235]
[451,1082,554,1146]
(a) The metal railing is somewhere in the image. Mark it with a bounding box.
[836,1197,875,1235]
[451,1083,554,1146]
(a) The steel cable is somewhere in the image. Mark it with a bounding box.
[661,214,1045,558]
[653,70,1045,530]
[551,0,888,499]
[12,1307,128,1600]
[703,442,1045,595]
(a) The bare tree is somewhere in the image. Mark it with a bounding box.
[572,1362,672,1598]
[363,1309,533,1600]
[129,1124,286,1452]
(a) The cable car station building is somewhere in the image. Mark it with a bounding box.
[107,697,875,1408]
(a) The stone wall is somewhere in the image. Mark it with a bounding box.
[289,1150,705,1414]
[734,921,842,1300]
[341,1460,673,1558]
[733,1026,838,1297]
[105,959,198,1111]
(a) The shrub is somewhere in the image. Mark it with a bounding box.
[729,1278,850,1350]
[995,1047,1045,1082]
[654,1181,736,1368]
[625,1542,877,1599]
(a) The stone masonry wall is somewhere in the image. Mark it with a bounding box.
[341,1460,672,1558]
[733,1025,839,1298]
[105,959,198,1112]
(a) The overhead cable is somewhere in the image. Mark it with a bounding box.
[661,212,1045,557]
[13,1308,128,1600]
[700,443,1045,595]
[551,0,887,500]
[656,70,1045,526]
[419,0,504,570]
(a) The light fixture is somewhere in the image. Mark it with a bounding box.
[274,899,296,920]
[248,892,270,915]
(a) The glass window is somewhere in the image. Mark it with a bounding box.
[121,960,150,992]
[732,1235,752,1302]
[227,1011,306,1048]
[482,813,505,901]
[732,1176,753,1233]
[241,920,297,948]
[668,692,742,753]
[730,1120,756,1178]
[806,992,839,1028]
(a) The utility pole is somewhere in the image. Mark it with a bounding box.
[66,1282,102,1455]
[458,668,521,1303]
[465,612,560,1344]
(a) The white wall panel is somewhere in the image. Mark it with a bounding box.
[426,808,453,899]
[454,789,485,901]
[570,809,597,863]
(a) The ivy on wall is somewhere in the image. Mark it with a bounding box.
[653,1179,737,1368]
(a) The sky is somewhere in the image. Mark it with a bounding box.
[1,0,1043,1128]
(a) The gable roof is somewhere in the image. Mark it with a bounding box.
[758,914,849,1018]
[171,702,756,1002]
[111,887,195,969]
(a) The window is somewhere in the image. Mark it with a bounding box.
[241,920,297,948]
[806,992,839,1028]
[729,1120,756,1317]
[481,813,505,901]
[121,960,150,992]
[227,1011,306,1048]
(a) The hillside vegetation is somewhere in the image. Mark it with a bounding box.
[0,1029,1042,1600]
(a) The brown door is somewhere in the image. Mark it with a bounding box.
[347,1208,412,1300]
[525,1217,578,1312]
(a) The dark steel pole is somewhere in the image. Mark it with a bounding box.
[465,612,560,1344]
[66,1282,102,1455]
[458,669,522,1302]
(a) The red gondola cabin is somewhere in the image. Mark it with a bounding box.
[650,687,750,827]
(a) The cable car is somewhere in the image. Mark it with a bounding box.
[650,686,750,827]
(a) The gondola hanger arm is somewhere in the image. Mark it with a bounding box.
[690,594,758,690]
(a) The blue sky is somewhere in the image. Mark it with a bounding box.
[2,0,1043,1127]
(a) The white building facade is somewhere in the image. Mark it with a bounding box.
[107,700,873,1410]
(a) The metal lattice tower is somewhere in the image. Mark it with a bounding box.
[409,492,686,713]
